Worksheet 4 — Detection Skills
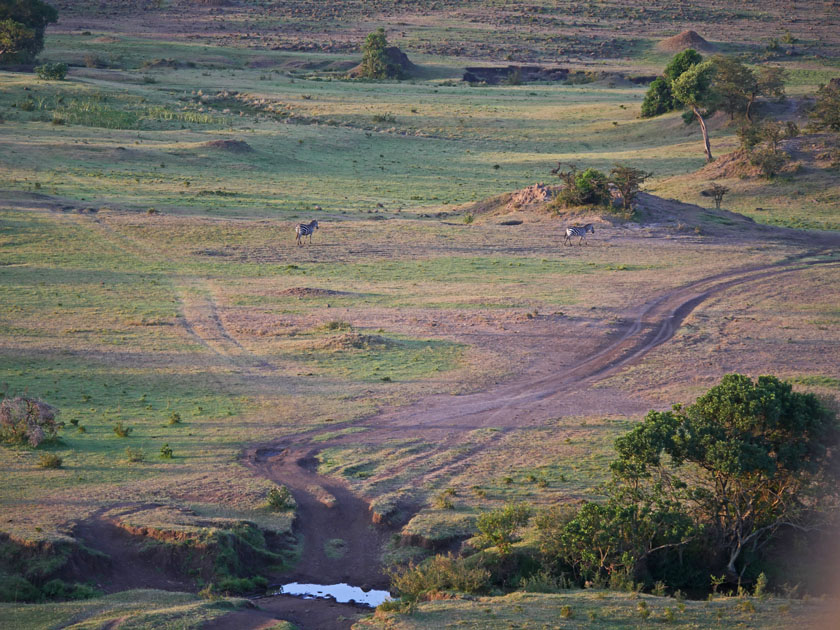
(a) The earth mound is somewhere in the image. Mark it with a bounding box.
[201,139,254,153]
[347,46,417,78]
[657,30,716,53]
[506,183,558,211]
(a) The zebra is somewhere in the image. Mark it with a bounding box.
[295,220,319,246]
[564,223,595,246]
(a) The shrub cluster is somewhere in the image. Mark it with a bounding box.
[550,163,651,214]
[738,119,795,178]
[0,397,58,447]
[34,62,67,80]
[267,485,296,511]
[387,553,490,603]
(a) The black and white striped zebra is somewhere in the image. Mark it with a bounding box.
[295,220,319,246]
[564,223,595,246]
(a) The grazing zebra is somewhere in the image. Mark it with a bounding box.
[564,223,595,246]
[295,220,319,246]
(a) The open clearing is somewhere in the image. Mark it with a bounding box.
[1,1,839,629]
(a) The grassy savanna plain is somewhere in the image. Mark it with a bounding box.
[1,5,839,629]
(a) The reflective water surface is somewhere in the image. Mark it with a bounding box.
[275,582,393,607]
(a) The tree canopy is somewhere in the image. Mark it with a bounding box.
[359,27,403,80]
[0,0,57,63]
[672,60,719,161]
[810,81,840,132]
[538,374,839,590]
[641,49,703,118]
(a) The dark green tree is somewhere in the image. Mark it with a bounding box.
[640,49,702,117]
[810,82,840,132]
[360,27,402,80]
[672,60,720,161]
[664,49,704,83]
[0,0,58,63]
[615,374,838,580]
[640,77,674,118]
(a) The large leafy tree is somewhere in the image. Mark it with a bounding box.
[641,49,702,118]
[537,374,838,590]
[615,374,839,580]
[711,56,787,121]
[672,60,720,161]
[0,0,57,63]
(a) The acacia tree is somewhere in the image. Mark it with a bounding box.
[609,165,652,213]
[614,374,839,580]
[672,60,720,162]
[711,56,787,121]
[0,0,58,63]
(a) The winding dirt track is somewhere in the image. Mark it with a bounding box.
[225,251,839,630]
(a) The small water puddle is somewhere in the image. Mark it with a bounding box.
[274,582,393,608]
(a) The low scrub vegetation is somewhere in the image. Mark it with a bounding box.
[267,485,296,511]
[0,397,58,447]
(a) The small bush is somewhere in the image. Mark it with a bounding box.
[1,397,59,447]
[463,213,474,224]
[41,579,100,600]
[217,575,268,594]
[637,600,651,619]
[83,54,102,68]
[125,447,145,462]
[0,575,41,602]
[168,412,181,425]
[322,320,352,331]
[551,164,611,208]
[37,452,62,469]
[113,422,132,437]
[160,443,173,459]
[432,495,453,510]
[750,147,789,178]
[267,485,296,511]
[475,503,531,555]
[520,570,568,593]
[560,605,574,619]
[754,572,768,599]
[35,63,68,81]
[372,112,397,123]
[387,553,491,602]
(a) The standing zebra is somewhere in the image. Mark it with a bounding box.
[564,223,595,246]
[295,220,319,246]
